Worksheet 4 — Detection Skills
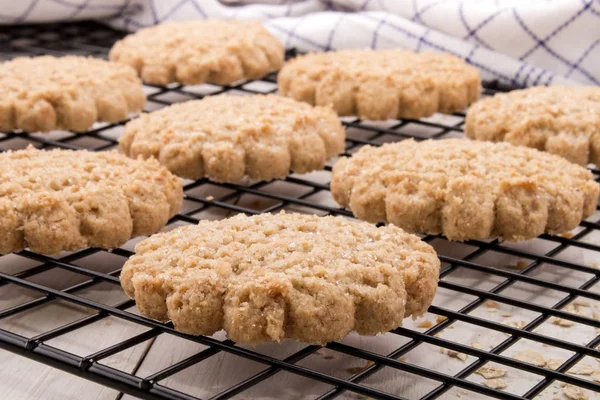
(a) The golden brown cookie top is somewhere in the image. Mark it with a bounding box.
[0,146,182,254]
[337,138,593,181]
[121,212,439,344]
[109,20,284,85]
[331,139,599,241]
[120,94,345,182]
[0,56,145,132]
[465,86,600,165]
[278,49,481,120]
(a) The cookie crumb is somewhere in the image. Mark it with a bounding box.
[565,303,591,318]
[483,378,508,390]
[436,316,447,323]
[206,196,214,201]
[546,358,564,370]
[502,319,527,329]
[591,372,600,383]
[485,300,499,308]
[475,365,506,379]
[561,232,574,239]
[471,342,484,350]
[417,320,433,328]
[500,312,513,317]
[447,350,467,361]
[573,299,590,307]
[346,360,375,374]
[346,366,365,374]
[562,384,588,400]
[568,364,594,376]
[513,349,546,367]
[508,260,529,270]
[551,317,574,327]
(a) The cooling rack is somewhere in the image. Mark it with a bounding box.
[0,21,599,400]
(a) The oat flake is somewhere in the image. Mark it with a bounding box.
[483,378,508,390]
[563,384,588,400]
[417,320,434,328]
[552,317,575,327]
[546,358,564,370]
[475,366,507,379]
[513,349,546,367]
[568,364,594,376]
[447,350,468,361]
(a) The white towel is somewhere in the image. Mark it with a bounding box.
[1,0,598,87]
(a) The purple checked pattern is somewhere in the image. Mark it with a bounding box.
[0,0,598,87]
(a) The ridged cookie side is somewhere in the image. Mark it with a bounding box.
[109,22,284,86]
[465,88,600,166]
[119,98,345,183]
[331,143,599,242]
[120,215,440,344]
[278,51,481,120]
[0,56,145,133]
[0,152,182,255]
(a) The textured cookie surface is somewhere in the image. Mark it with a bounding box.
[109,20,284,86]
[465,86,600,166]
[120,94,345,182]
[121,212,439,344]
[331,139,599,241]
[278,49,481,120]
[0,147,182,255]
[0,56,145,133]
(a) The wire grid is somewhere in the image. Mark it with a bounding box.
[0,21,599,400]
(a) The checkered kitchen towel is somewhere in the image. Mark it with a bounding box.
[1,0,599,87]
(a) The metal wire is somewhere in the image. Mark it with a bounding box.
[0,21,599,400]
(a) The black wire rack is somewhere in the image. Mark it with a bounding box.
[1,21,599,400]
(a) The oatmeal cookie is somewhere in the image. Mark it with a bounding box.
[120,94,345,182]
[278,49,481,120]
[331,139,598,241]
[465,86,600,166]
[0,147,182,254]
[0,56,145,132]
[109,20,284,86]
[121,212,440,344]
